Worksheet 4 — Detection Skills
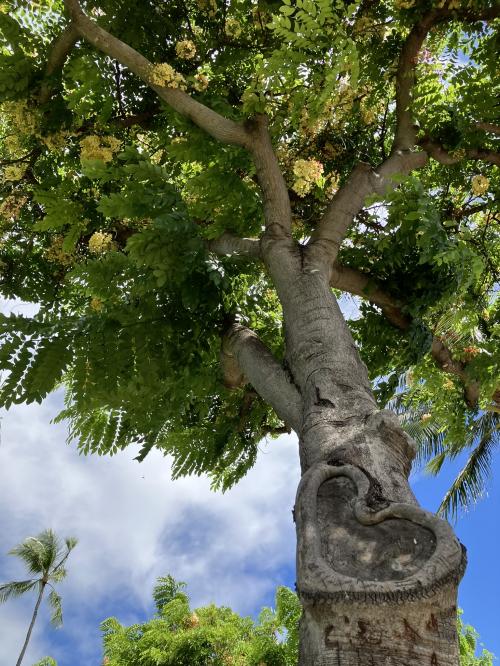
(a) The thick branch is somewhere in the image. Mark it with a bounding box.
[394,13,437,151]
[476,121,500,136]
[38,25,79,105]
[247,115,293,237]
[207,233,261,258]
[222,323,302,432]
[330,262,410,330]
[63,0,249,147]
[329,262,491,409]
[394,5,500,151]
[310,150,428,262]
[420,139,500,167]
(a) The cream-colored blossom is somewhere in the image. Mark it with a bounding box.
[175,40,196,60]
[0,194,27,220]
[44,235,75,267]
[225,17,242,38]
[148,63,187,90]
[2,100,39,135]
[435,0,460,8]
[3,164,26,181]
[193,72,209,92]
[198,0,217,16]
[88,231,116,254]
[325,172,340,197]
[471,174,489,196]
[90,297,104,312]
[292,159,324,197]
[40,131,69,152]
[80,135,121,163]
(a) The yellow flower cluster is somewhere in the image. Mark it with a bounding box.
[80,135,121,163]
[292,159,323,197]
[2,100,39,135]
[88,231,116,254]
[90,297,104,312]
[40,131,68,153]
[148,63,187,90]
[3,164,26,182]
[197,0,217,16]
[44,236,75,267]
[436,0,460,8]
[0,195,27,220]
[325,172,340,197]
[361,105,377,125]
[175,40,196,60]
[353,16,372,36]
[471,174,489,196]
[4,134,23,157]
[193,72,209,92]
[394,0,415,8]
[225,17,243,38]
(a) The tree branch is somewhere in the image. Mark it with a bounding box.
[246,115,293,238]
[476,121,500,136]
[221,323,302,432]
[38,24,79,105]
[207,233,261,258]
[329,261,495,409]
[420,139,500,167]
[394,5,500,151]
[63,0,249,147]
[309,150,427,262]
[330,262,411,330]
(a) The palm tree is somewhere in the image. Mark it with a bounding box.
[0,529,78,666]
[387,382,499,519]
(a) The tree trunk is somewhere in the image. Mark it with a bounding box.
[16,581,46,666]
[263,239,466,665]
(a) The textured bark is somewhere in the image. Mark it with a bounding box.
[260,242,465,665]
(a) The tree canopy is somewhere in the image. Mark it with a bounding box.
[0,0,498,507]
[100,578,492,666]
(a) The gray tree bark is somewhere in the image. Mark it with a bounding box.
[261,239,465,666]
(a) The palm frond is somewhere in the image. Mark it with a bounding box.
[438,423,499,520]
[9,538,47,575]
[0,579,38,603]
[48,589,63,627]
[49,567,67,583]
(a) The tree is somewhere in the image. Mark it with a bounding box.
[100,579,495,666]
[101,576,301,666]
[457,612,495,666]
[0,529,78,666]
[0,0,498,663]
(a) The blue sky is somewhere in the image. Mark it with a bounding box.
[0,393,498,664]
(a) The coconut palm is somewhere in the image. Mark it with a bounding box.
[0,529,77,666]
[387,384,499,520]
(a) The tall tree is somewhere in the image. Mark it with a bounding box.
[0,530,77,666]
[0,0,498,663]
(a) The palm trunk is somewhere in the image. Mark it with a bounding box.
[16,581,46,666]
[264,240,466,665]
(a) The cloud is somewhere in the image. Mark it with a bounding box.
[0,393,300,664]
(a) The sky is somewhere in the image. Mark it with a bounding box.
[0,298,499,665]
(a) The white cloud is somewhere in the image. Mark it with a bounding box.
[0,394,300,664]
